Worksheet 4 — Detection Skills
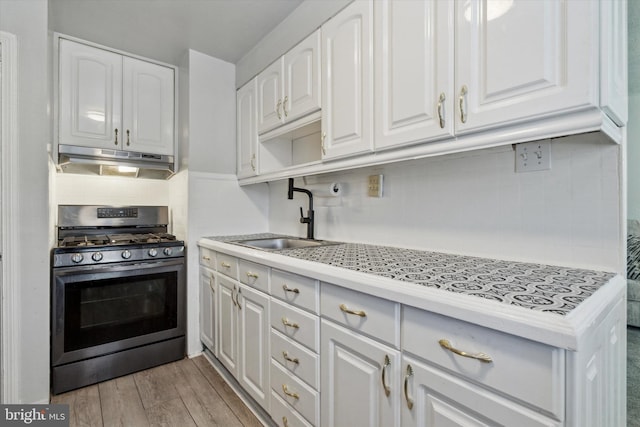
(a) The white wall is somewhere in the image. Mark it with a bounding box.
[181,50,269,355]
[628,0,640,221]
[0,0,50,403]
[270,133,622,273]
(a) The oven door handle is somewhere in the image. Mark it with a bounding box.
[54,258,185,275]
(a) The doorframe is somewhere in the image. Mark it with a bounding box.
[1,31,20,403]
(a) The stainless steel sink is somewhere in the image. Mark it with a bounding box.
[231,237,339,250]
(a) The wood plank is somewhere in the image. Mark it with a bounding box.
[51,385,103,427]
[146,397,197,427]
[133,363,180,409]
[172,359,245,427]
[99,376,150,427]
[191,356,262,427]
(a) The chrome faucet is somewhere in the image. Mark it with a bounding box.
[287,178,314,240]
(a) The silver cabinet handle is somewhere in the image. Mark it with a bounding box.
[246,271,259,279]
[321,132,326,155]
[439,339,492,363]
[283,95,289,117]
[209,273,215,293]
[221,261,231,268]
[231,285,238,307]
[282,284,300,294]
[126,129,130,146]
[459,85,468,124]
[236,288,242,310]
[250,153,256,171]
[281,317,299,329]
[282,416,289,427]
[404,364,414,410]
[282,351,299,364]
[437,92,446,129]
[114,128,119,145]
[381,354,391,397]
[277,99,282,120]
[201,255,211,261]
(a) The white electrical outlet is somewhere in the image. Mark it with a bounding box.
[368,174,383,197]
[515,140,551,173]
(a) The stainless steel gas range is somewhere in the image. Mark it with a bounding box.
[51,205,186,394]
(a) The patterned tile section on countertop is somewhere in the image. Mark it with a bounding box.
[204,236,615,316]
[280,243,615,316]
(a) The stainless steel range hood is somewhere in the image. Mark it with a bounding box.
[57,144,175,179]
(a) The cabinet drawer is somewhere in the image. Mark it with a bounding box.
[271,298,319,352]
[402,305,565,419]
[238,259,269,293]
[199,247,216,269]
[320,282,399,347]
[216,253,238,279]
[271,329,319,389]
[271,359,319,426]
[271,269,319,314]
[271,390,313,427]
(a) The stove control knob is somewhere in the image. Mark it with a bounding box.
[148,248,158,257]
[163,247,173,256]
[71,253,84,264]
[121,250,132,260]
[91,252,103,262]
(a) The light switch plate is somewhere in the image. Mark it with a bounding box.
[368,174,383,197]
[515,140,551,173]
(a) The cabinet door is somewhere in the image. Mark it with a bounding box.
[199,267,216,354]
[600,0,627,126]
[284,30,321,123]
[237,284,270,411]
[217,275,239,376]
[258,59,284,134]
[455,0,594,134]
[321,0,373,160]
[59,39,122,149]
[122,57,174,155]
[401,355,559,427]
[374,0,454,150]
[321,319,400,427]
[237,79,258,178]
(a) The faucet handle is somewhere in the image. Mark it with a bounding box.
[299,207,310,224]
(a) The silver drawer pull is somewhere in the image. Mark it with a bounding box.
[201,255,211,261]
[246,271,259,279]
[281,317,299,329]
[282,384,299,400]
[438,339,493,363]
[221,261,231,268]
[282,351,299,364]
[340,303,366,317]
[282,284,300,294]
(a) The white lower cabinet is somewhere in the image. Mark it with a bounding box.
[320,319,401,427]
[216,271,270,411]
[400,354,560,427]
[199,266,216,354]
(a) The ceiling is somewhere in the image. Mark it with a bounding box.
[48,0,305,66]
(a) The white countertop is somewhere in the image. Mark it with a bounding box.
[199,234,625,351]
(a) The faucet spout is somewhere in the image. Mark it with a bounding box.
[287,178,315,240]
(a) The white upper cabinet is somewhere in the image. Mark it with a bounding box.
[454,0,595,134]
[237,78,259,178]
[321,0,374,160]
[600,0,628,126]
[58,38,175,155]
[59,39,123,149]
[122,57,174,155]
[257,30,321,135]
[374,0,455,151]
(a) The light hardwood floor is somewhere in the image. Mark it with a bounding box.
[50,356,263,427]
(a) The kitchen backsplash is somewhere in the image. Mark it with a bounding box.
[269,132,622,272]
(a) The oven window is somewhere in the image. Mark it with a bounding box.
[64,272,178,352]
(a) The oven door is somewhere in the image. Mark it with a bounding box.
[51,258,185,367]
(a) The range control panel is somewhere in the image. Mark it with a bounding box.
[97,207,138,218]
